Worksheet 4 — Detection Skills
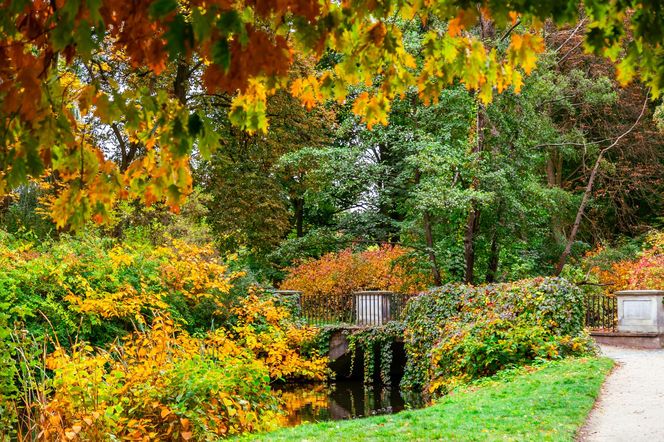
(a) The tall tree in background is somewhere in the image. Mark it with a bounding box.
[202,61,336,255]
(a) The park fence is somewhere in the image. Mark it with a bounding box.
[584,293,617,331]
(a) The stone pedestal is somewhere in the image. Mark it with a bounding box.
[616,290,664,334]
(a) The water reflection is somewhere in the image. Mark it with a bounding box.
[275,382,426,427]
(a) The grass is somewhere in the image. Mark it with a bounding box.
[239,357,613,442]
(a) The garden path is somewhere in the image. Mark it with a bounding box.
[578,345,664,442]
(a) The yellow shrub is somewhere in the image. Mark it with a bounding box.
[40,316,280,441]
[232,294,329,381]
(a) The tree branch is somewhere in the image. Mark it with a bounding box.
[554,18,586,53]
[499,19,521,43]
[554,92,650,275]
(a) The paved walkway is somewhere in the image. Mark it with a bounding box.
[578,345,664,441]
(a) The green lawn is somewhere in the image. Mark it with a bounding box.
[240,357,613,442]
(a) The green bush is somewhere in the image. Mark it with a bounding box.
[427,315,594,395]
[154,356,280,437]
[0,311,17,433]
[401,277,594,396]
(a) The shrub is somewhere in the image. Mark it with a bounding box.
[230,293,329,382]
[588,231,664,292]
[281,245,432,297]
[0,232,242,347]
[0,311,16,432]
[401,277,594,396]
[0,232,329,439]
[427,315,594,395]
[37,316,279,440]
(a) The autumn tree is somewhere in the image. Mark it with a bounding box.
[1,1,664,228]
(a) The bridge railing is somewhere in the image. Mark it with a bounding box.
[296,291,415,326]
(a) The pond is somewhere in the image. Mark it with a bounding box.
[275,381,427,427]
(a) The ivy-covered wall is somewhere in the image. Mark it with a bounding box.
[320,277,593,401]
[400,277,594,397]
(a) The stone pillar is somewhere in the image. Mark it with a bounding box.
[353,291,392,326]
[616,290,664,333]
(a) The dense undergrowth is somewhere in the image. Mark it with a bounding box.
[0,231,327,440]
[1,227,660,440]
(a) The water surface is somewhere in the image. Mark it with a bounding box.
[275,381,426,427]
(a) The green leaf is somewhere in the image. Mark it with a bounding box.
[74,21,96,59]
[164,15,193,59]
[51,20,74,51]
[218,10,244,36]
[191,7,214,41]
[148,0,178,19]
[212,38,231,71]
[187,113,202,137]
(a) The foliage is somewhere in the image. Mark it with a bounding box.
[230,294,329,382]
[0,307,16,432]
[587,230,664,291]
[109,187,215,246]
[427,315,594,395]
[33,316,280,440]
[0,231,328,439]
[289,38,660,286]
[401,277,593,395]
[240,357,614,442]
[0,231,242,345]
[346,322,404,385]
[281,244,431,297]
[3,0,664,228]
[203,69,336,255]
[0,182,55,239]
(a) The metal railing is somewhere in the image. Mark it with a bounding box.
[296,291,414,326]
[585,294,617,331]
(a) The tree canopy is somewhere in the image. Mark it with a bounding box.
[1,0,664,228]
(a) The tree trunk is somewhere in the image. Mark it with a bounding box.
[546,148,565,244]
[423,210,442,285]
[485,199,507,283]
[173,58,189,105]
[464,208,480,284]
[464,102,486,284]
[554,150,603,276]
[293,198,304,238]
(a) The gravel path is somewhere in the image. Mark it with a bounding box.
[578,345,664,441]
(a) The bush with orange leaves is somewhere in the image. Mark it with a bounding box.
[0,232,328,440]
[281,245,432,297]
[7,296,327,441]
[587,231,664,292]
[38,316,280,441]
